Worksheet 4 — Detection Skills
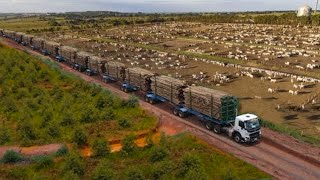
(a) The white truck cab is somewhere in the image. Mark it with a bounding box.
[227,113,261,143]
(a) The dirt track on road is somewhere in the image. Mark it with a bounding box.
[2,39,320,180]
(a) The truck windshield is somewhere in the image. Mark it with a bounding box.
[244,118,260,130]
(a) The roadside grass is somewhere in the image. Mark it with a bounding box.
[0,134,271,179]
[0,43,157,147]
[260,119,320,146]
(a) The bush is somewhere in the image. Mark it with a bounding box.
[55,145,69,157]
[118,119,131,128]
[122,96,139,108]
[92,162,113,180]
[176,154,202,177]
[100,109,115,121]
[149,147,168,163]
[1,150,23,163]
[33,155,54,169]
[63,152,85,176]
[122,135,137,155]
[126,168,144,180]
[62,171,80,180]
[151,161,175,180]
[92,139,110,157]
[72,129,87,148]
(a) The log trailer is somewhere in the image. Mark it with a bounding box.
[1,29,262,144]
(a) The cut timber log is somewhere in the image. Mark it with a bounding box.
[151,76,186,104]
[22,34,34,46]
[126,67,154,91]
[59,46,78,63]
[44,41,60,56]
[32,37,45,50]
[88,56,107,74]
[76,51,92,67]
[183,86,238,121]
[105,61,126,81]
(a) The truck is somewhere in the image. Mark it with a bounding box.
[146,81,261,143]
[14,32,25,45]
[22,34,34,47]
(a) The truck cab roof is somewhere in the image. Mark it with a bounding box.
[236,114,258,122]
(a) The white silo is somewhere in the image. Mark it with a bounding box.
[297,5,312,17]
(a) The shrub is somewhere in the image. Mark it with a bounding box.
[33,155,54,169]
[1,150,23,163]
[92,162,113,180]
[122,96,139,108]
[149,147,168,163]
[72,128,87,148]
[126,168,144,180]
[18,121,37,141]
[176,154,202,177]
[63,152,85,176]
[55,145,69,157]
[151,161,175,180]
[62,171,80,180]
[118,119,131,128]
[122,135,137,155]
[92,139,110,157]
[100,109,115,121]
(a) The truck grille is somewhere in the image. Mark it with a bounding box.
[249,132,260,138]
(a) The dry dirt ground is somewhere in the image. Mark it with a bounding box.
[2,39,319,180]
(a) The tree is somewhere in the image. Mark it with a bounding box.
[1,150,23,163]
[63,152,85,176]
[92,162,113,180]
[176,154,202,177]
[122,135,137,155]
[72,128,87,148]
[149,146,168,163]
[92,138,110,157]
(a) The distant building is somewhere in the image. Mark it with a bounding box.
[297,5,312,17]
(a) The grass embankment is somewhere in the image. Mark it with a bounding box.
[0,43,157,147]
[0,134,271,179]
[260,120,320,146]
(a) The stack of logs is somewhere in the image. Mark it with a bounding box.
[183,86,231,120]
[32,37,45,50]
[105,61,126,81]
[126,67,154,91]
[22,34,34,46]
[88,56,107,74]
[151,75,186,104]
[76,51,91,67]
[44,41,60,56]
[59,46,78,64]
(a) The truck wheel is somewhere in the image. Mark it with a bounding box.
[145,96,149,102]
[213,124,222,134]
[178,111,185,118]
[173,109,178,116]
[234,133,242,143]
[205,122,212,130]
[149,99,154,104]
[124,88,128,93]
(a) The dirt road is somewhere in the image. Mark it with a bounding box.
[2,39,320,180]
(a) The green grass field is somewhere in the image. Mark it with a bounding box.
[0,134,271,180]
[0,43,157,147]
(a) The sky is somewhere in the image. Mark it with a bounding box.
[0,0,317,13]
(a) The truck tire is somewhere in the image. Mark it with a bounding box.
[145,96,149,102]
[149,99,154,104]
[178,111,185,118]
[233,133,242,143]
[213,124,222,134]
[205,122,212,130]
[173,109,178,116]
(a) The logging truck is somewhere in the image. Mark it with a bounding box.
[145,77,261,143]
[3,29,262,144]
